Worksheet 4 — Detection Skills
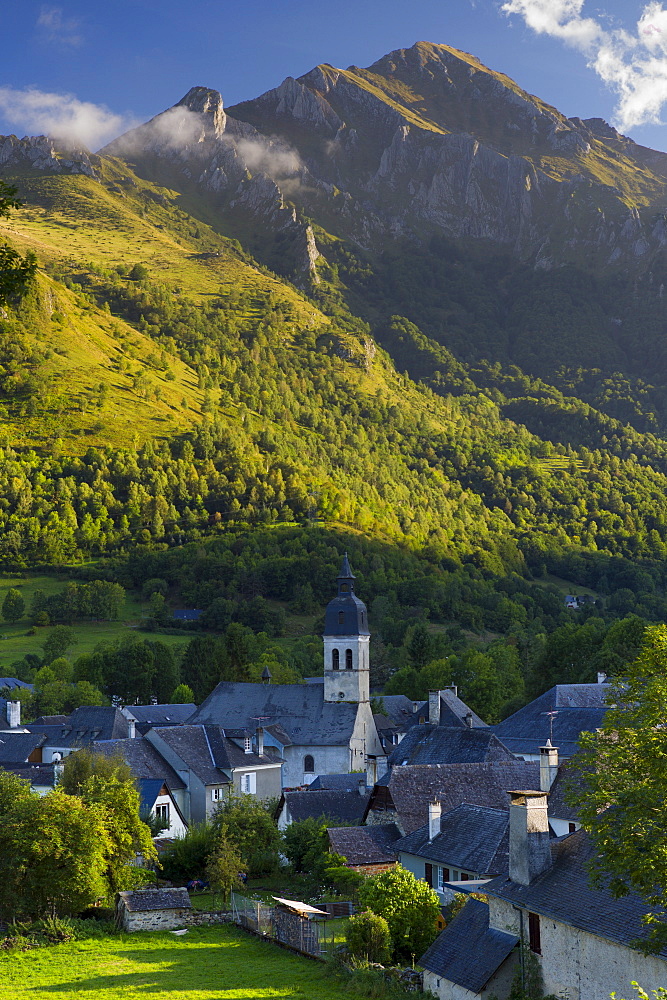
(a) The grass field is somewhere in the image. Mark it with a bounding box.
[0,575,188,670]
[0,924,355,1000]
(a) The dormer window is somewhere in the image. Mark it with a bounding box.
[244,737,252,753]
[338,611,345,625]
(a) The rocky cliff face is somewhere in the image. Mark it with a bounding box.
[0,135,98,177]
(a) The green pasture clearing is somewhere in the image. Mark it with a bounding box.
[0,576,188,668]
[531,573,599,600]
[0,923,360,1000]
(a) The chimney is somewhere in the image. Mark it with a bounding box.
[539,741,559,792]
[509,791,552,886]
[464,711,473,729]
[6,701,20,729]
[127,718,136,739]
[53,755,64,785]
[597,671,607,685]
[428,691,441,726]
[366,755,377,787]
[358,778,366,796]
[446,684,458,698]
[428,799,442,842]
[256,726,264,756]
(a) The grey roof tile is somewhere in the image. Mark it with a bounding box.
[310,773,365,790]
[95,736,186,790]
[408,691,487,730]
[0,732,45,763]
[282,788,370,824]
[365,761,539,834]
[484,829,667,956]
[0,762,56,787]
[490,684,610,757]
[419,898,518,992]
[191,682,359,746]
[328,823,400,865]
[393,804,509,875]
[387,725,515,767]
[118,888,191,912]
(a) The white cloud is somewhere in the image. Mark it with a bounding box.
[501,0,667,130]
[0,87,138,150]
[36,6,83,48]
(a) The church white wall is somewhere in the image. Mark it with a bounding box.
[282,744,352,788]
[323,634,370,703]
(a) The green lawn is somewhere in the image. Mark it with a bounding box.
[0,575,188,671]
[0,924,355,1000]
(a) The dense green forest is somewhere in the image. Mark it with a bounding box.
[2,162,667,722]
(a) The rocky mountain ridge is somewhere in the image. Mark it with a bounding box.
[102,41,667,275]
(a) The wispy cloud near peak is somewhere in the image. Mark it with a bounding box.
[0,87,139,151]
[501,0,667,131]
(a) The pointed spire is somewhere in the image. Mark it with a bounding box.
[338,551,356,580]
[261,665,272,685]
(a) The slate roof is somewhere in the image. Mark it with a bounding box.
[484,829,667,956]
[0,762,56,787]
[393,804,509,875]
[379,695,418,729]
[387,725,515,768]
[324,555,369,637]
[95,736,186,790]
[364,761,540,834]
[138,777,167,813]
[409,690,487,730]
[149,724,274,785]
[0,731,45,763]
[118,888,191,912]
[0,678,32,691]
[419,898,518,992]
[490,684,610,758]
[123,704,196,734]
[33,706,131,747]
[328,823,400,865]
[281,787,370,824]
[310,773,365,790]
[191,682,360,747]
[548,763,582,822]
[30,715,69,726]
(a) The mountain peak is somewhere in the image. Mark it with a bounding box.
[176,86,226,136]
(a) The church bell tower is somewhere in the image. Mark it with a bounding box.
[323,554,370,703]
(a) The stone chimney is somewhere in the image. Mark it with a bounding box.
[445,684,458,698]
[464,711,473,729]
[358,778,366,796]
[428,691,441,726]
[127,718,136,739]
[509,791,552,886]
[539,741,559,792]
[428,799,442,842]
[256,726,264,756]
[6,700,20,729]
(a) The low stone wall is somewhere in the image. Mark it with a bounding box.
[123,907,191,932]
[184,910,233,926]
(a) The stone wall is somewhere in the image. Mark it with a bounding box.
[122,907,192,932]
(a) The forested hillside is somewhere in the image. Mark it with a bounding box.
[3,42,667,716]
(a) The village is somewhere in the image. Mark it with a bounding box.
[0,558,660,1000]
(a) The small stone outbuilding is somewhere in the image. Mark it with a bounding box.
[116,888,192,931]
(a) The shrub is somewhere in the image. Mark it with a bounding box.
[346,909,391,963]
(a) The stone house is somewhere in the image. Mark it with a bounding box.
[116,888,192,931]
[393,801,509,902]
[276,782,369,830]
[362,760,539,834]
[327,823,400,874]
[145,723,283,822]
[420,790,667,1000]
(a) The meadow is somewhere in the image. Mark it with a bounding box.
[0,924,355,1000]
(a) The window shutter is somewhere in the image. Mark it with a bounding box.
[529,912,541,954]
[424,863,433,887]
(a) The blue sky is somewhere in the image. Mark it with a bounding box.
[2,1,667,151]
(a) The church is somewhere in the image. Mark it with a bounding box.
[189,555,386,788]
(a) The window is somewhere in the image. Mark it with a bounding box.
[568,822,576,833]
[240,772,256,794]
[424,863,433,887]
[332,649,340,670]
[340,583,349,592]
[345,648,353,670]
[211,787,225,801]
[304,755,314,773]
[338,611,345,625]
[244,736,252,753]
[528,912,541,954]
[460,872,470,881]
[437,867,450,890]
[155,803,170,824]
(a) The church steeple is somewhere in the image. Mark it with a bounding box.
[323,554,370,703]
